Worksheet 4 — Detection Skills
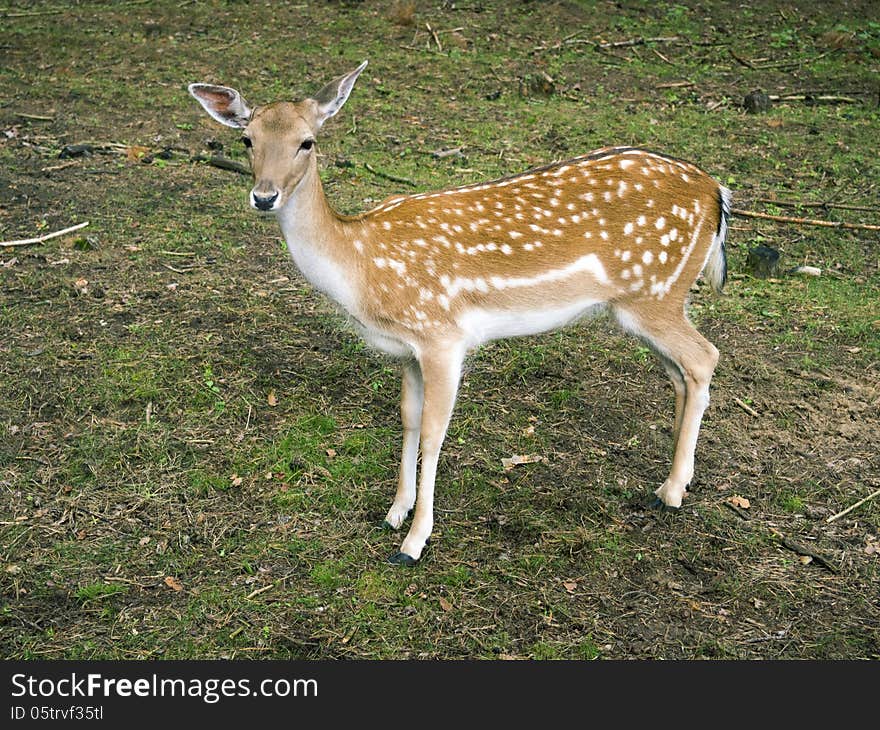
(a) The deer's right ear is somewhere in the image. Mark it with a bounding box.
[313,60,368,128]
[188,83,252,128]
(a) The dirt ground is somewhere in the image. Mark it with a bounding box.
[1,1,878,660]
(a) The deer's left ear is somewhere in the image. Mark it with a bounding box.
[313,60,368,128]
[188,83,253,128]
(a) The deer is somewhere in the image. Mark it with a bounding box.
[189,61,731,565]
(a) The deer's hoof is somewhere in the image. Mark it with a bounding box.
[388,551,418,566]
[648,497,680,512]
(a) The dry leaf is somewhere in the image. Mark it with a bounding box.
[438,596,453,612]
[501,453,545,471]
[230,474,243,487]
[326,448,337,458]
[126,145,150,162]
[522,425,535,437]
[729,495,751,509]
[388,0,415,26]
[267,390,278,407]
[562,580,577,594]
[138,536,150,546]
[164,576,183,591]
[799,555,813,566]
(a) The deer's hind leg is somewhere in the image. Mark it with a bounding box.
[614,305,719,508]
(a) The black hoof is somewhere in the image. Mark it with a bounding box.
[388,551,418,566]
[649,497,680,512]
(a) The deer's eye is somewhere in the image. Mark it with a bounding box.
[300,139,315,152]
[241,136,253,149]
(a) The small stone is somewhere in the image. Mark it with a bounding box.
[519,72,556,98]
[747,245,781,278]
[744,90,772,114]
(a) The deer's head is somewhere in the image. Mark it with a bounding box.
[189,61,368,213]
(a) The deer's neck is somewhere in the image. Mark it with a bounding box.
[276,160,363,314]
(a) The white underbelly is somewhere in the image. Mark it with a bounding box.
[458,298,605,348]
[351,319,415,359]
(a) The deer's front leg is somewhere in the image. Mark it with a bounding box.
[390,347,463,565]
[384,360,423,530]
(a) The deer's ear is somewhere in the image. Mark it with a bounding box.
[188,83,253,128]
[312,60,368,128]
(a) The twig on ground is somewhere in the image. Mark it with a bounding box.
[656,81,694,89]
[0,221,89,248]
[779,536,839,574]
[16,112,54,121]
[193,154,250,175]
[246,583,276,601]
[733,397,759,418]
[732,208,880,231]
[532,29,588,53]
[722,501,751,521]
[41,161,79,173]
[826,487,880,524]
[652,47,675,65]
[431,147,464,159]
[426,22,442,52]
[0,8,65,18]
[597,36,682,49]
[364,162,417,187]
[769,93,858,104]
[729,49,756,69]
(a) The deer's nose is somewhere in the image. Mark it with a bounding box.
[251,190,279,211]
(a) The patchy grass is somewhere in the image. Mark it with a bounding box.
[1,1,878,660]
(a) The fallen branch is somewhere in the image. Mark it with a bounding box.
[432,147,464,159]
[729,49,756,69]
[192,154,250,175]
[779,535,839,574]
[426,22,442,52]
[538,34,687,55]
[597,35,683,49]
[0,8,65,18]
[732,208,880,232]
[656,81,694,89]
[753,198,880,214]
[768,93,856,104]
[16,112,54,122]
[364,162,417,187]
[532,29,588,54]
[722,500,751,521]
[245,583,276,601]
[41,161,79,173]
[0,221,89,248]
[826,487,880,524]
